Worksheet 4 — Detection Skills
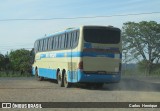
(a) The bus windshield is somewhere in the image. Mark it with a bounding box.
[83,27,120,44]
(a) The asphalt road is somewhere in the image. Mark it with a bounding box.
[0,76,160,111]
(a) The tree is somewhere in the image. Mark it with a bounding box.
[0,54,5,71]
[0,52,10,74]
[9,49,32,74]
[122,21,160,74]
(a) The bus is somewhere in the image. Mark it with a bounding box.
[32,25,121,88]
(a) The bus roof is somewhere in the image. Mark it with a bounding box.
[36,27,80,41]
[35,25,120,42]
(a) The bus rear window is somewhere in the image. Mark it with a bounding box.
[83,27,120,44]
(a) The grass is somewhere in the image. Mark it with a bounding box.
[0,71,33,77]
[122,69,160,77]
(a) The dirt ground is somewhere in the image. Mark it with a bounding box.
[0,76,160,111]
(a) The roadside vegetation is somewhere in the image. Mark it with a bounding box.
[0,49,34,77]
[122,21,160,75]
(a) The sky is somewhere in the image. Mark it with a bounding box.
[0,0,160,54]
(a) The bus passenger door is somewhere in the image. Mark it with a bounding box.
[68,31,78,82]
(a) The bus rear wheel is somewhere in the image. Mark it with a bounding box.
[57,71,63,87]
[64,73,72,88]
[35,69,44,81]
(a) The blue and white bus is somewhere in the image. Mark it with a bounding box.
[32,25,121,88]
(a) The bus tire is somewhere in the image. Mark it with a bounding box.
[64,75,72,88]
[35,69,44,81]
[63,73,72,88]
[57,71,63,87]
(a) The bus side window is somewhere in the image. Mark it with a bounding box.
[58,36,60,49]
[44,39,47,51]
[43,39,46,51]
[65,33,68,48]
[40,39,43,51]
[73,31,77,47]
[52,37,55,50]
[66,33,69,48]
[54,36,56,50]
[50,38,52,50]
[42,39,45,51]
[48,38,51,50]
[47,38,50,50]
[38,40,41,51]
[41,39,43,51]
[43,39,45,51]
[71,32,74,48]
[76,30,79,45]
[46,39,47,51]
[56,36,59,50]
[34,41,37,52]
[76,31,79,44]
[55,36,58,50]
[61,34,65,49]
[37,40,40,52]
[59,35,62,49]
[68,33,72,48]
